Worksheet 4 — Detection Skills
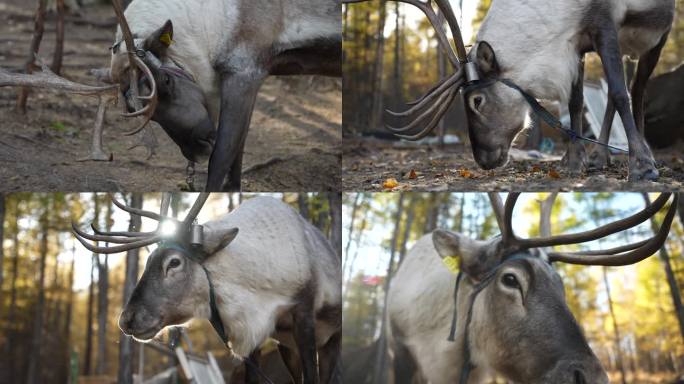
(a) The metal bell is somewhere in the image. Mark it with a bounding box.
[465,61,480,83]
[190,224,204,247]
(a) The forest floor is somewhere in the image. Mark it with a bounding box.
[342,137,684,191]
[0,1,341,192]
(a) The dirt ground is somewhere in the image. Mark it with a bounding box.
[342,137,684,192]
[0,1,341,192]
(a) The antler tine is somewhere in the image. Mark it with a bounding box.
[72,222,150,244]
[0,64,117,96]
[502,193,520,245]
[74,231,162,254]
[121,55,158,136]
[516,193,672,249]
[392,88,458,141]
[488,193,505,234]
[90,223,154,237]
[109,193,164,221]
[433,0,467,62]
[406,67,464,106]
[547,194,678,266]
[387,71,463,118]
[386,87,455,133]
[396,0,459,67]
[159,193,172,217]
[181,193,210,227]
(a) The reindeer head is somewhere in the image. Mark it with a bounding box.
[382,0,529,170]
[430,192,677,384]
[109,5,215,163]
[73,193,239,341]
[464,42,529,169]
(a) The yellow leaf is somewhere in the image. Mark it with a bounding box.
[383,178,399,189]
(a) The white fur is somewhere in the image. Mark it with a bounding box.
[387,235,468,384]
[477,0,672,103]
[113,0,340,122]
[197,196,341,357]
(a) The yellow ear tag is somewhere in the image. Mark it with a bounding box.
[160,32,173,46]
[442,256,460,274]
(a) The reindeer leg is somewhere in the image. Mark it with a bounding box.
[278,344,302,384]
[206,71,265,191]
[245,349,261,384]
[594,24,658,181]
[632,33,669,135]
[292,298,319,384]
[587,97,615,169]
[317,330,341,384]
[561,56,587,175]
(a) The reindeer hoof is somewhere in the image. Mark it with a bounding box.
[587,146,610,170]
[560,143,586,175]
[628,158,659,182]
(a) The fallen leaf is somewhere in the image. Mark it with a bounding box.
[458,169,474,178]
[408,170,417,179]
[531,165,542,173]
[548,169,561,179]
[383,178,399,189]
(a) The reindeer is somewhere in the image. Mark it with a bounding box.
[386,192,678,384]
[351,0,674,182]
[72,193,342,384]
[109,0,342,191]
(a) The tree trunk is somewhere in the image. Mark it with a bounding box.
[372,193,404,384]
[603,268,627,384]
[328,192,342,259]
[16,0,47,114]
[424,194,439,234]
[398,197,415,265]
[26,203,50,384]
[538,193,558,239]
[51,0,65,74]
[6,198,20,381]
[370,0,387,130]
[643,193,684,342]
[83,195,100,375]
[344,194,361,262]
[62,244,76,384]
[118,193,142,384]
[298,194,309,220]
[96,200,112,374]
[392,2,402,108]
[436,10,447,147]
[0,193,5,312]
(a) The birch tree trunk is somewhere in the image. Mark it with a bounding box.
[118,193,143,384]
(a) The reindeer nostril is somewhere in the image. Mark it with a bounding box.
[573,369,586,384]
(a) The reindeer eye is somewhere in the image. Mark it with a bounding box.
[168,258,181,269]
[502,273,519,288]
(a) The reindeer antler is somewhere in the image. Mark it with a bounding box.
[111,0,159,136]
[491,193,678,266]
[345,0,469,140]
[0,59,117,95]
[73,193,210,254]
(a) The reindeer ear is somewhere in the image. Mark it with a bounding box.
[143,20,174,58]
[475,41,499,76]
[203,227,238,255]
[432,230,464,274]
